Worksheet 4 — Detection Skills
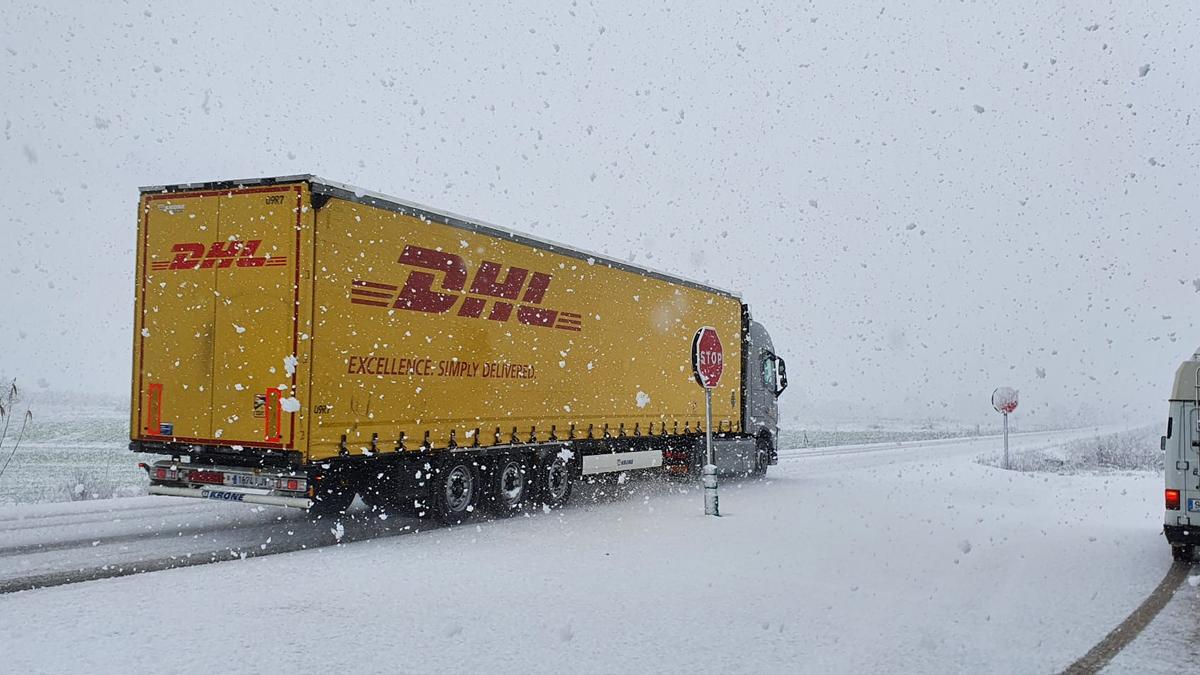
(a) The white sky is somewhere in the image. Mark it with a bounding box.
[1,1,1197,426]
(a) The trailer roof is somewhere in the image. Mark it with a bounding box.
[140,175,739,300]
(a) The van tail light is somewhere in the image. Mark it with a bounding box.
[1166,489,1181,511]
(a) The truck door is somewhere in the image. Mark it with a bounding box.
[208,186,306,449]
[743,320,781,438]
[136,194,221,442]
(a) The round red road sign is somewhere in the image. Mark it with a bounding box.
[992,387,1018,414]
[692,326,724,389]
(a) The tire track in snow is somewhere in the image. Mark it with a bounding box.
[0,501,209,530]
[1060,561,1191,675]
[0,514,424,595]
[0,520,251,559]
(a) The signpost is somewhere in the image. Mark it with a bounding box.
[991,387,1019,469]
[692,326,724,516]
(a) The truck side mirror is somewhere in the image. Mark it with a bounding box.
[1162,436,1168,452]
[775,358,788,397]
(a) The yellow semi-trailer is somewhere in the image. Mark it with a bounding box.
[131,176,788,521]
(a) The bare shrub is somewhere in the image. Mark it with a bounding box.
[61,467,119,501]
[979,426,1160,474]
[1063,428,1163,472]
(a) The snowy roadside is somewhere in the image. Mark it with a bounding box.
[0,427,1165,673]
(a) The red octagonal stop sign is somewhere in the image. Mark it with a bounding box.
[692,326,724,389]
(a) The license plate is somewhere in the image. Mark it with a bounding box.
[226,473,272,489]
[1188,498,1200,513]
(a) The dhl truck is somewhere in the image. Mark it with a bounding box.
[1164,349,1200,560]
[130,176,788,521]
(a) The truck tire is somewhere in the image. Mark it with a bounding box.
[537,455,572,509]
[360,484,398,515]
[434,459,480,526]
[751,434,771,477]
[752,448,769,477]
[488,455,530,517]
[1172,545,1195,562]
[309,479,355,520]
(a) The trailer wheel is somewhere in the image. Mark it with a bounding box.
[434,460,479,525]
[537,455,572,508]
[488,456,529,517]
[361,485,400,515]
[309,476,355,520]
[1172,545,1195,562]
[360,469,399,514]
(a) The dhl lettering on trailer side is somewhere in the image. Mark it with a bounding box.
[349,244,583,332]
[149,240,288,271]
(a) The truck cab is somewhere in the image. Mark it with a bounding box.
[1164,349,1200,561]
[744,318,787,467]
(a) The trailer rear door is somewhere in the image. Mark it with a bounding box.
[133,183,309,451]
[134,193,219,442]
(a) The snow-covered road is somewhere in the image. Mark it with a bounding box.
[0,427,1167,673]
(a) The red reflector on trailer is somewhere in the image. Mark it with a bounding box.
[189,470,224,485]
[286,479,298,491]
[154,468,167,480]
[1166,489,1181,511]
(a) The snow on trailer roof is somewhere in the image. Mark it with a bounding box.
[139,175,740,301]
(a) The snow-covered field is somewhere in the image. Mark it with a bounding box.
[0,426,1168,673]
[0,403,138,504]
[778,424,991,451]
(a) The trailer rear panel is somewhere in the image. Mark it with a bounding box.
[131,182,314,454]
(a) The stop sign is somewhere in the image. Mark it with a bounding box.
[992,387,1018,414]
[692,326,724,389]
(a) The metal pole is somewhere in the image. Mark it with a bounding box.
[1003,412,1009,470]
[703,387,719,516]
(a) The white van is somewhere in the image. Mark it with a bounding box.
[1164,350,1200,561]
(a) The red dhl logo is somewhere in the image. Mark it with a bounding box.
[150,240,287,271]
[351,244,582,332]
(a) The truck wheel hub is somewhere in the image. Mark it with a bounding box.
[499,463,524,502]
[444,466,474,512]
